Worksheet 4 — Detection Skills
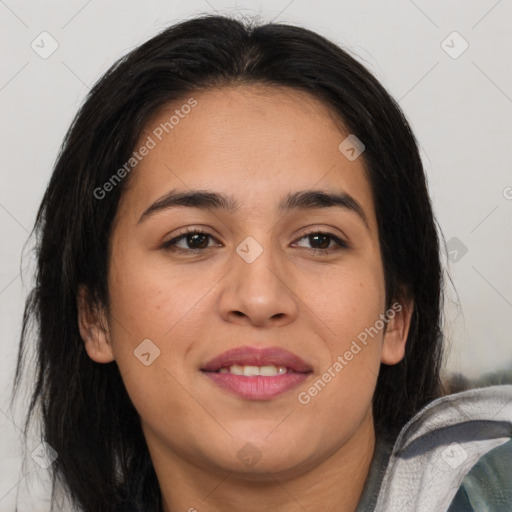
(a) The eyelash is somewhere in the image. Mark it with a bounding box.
[162,227,348,255]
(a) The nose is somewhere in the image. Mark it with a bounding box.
[217,237,299,328]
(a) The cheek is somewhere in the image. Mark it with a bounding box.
[298,257,385,347]
[105,245,225,376]
[107,247,213,338]
[294,258,385,407]
[296,271,384,421]
[105,260,213,439]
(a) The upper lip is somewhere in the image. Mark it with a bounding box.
[201,346,313,373]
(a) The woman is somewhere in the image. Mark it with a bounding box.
[12,14,512,512]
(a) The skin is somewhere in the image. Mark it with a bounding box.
[78,85,412,512]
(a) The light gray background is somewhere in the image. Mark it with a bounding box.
[1,0,511,509]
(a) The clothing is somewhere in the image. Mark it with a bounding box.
[448,439,512,511]
[354,434,394,512]
[356,385,512,512]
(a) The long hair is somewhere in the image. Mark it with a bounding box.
[12,14,444,512]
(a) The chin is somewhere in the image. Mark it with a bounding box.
[216,450,316,480]
[201,431,324,479]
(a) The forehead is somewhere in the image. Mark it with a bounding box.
[117,85,376,227]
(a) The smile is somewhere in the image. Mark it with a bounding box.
[201,346,313,400]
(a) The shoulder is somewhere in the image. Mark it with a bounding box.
[373,385,512,512]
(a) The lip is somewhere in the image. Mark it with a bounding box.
[201,346,313,373]
[201,346,313,401]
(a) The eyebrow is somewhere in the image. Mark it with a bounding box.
[138,188,369,228]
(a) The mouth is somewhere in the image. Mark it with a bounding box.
[200,346,313,400]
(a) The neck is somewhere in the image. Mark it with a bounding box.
[148,416,376,512]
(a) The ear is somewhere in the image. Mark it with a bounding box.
[381,296,414,365]
[77,285,115,363]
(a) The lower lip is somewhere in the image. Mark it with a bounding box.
[203,371,310,400]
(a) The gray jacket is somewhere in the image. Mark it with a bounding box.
[356,385,512,511]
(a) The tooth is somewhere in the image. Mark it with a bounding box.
[242,365,260,377]
[259,365,278,376]
[229,365,244,375]
[225,364,290,376]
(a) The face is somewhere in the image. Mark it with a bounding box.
[79,85,410,480]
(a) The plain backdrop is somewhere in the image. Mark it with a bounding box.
[1,0,511,509]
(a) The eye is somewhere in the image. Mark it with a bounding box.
[162,228,222,252]
[162,228,348,254]
[292,230,348,254]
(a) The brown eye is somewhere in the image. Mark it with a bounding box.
[293,231,348,253]
[162,229,221,252]
[182,232,209,249]
[308,233,331,249]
